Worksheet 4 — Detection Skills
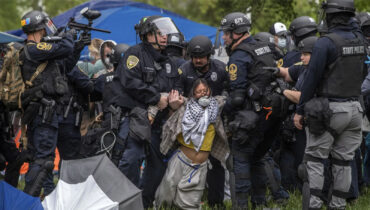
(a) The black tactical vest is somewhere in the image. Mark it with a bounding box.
[234,41,276,91]
[317,33,367,98]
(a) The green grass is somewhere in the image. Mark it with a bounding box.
[5,175,370,210]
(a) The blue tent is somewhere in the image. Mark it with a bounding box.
[0,181,43,210]
[0,32,24,44]
[8,0,217,46]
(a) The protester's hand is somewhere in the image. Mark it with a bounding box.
[95,112,103,123]
[157,95,168,110]
[148,113,155,125]
[294,113,303,130]
[168,90,184,111]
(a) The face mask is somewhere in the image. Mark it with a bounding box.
[198,96,211,107]
[88,52,96,61]
[104,57,113,68]
[278,38,287,48]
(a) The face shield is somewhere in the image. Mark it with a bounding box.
[44,17,57,35]
[151,17,179,36]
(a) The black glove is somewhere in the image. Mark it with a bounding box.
[276,78,290,92]
[66,28,77,40]
[263,67,280,76]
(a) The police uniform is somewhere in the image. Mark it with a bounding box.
[280,50,301,68]
[297,24,367,209]
[176,59,228,96]
[106,42,178,193]
[175,58,228,206]
[279,64,307,191]
[22,33,75,196]
[226,36,284,207]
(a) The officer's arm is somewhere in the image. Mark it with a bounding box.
[278,67,293,82]
[67,66,94,95]
[296,38,334,114]
[63,39,85,72]
[283,89,301,104]
[116,52,160,106]
[174,67,185,95]
[361,66,370,96]
[26,33,74,61]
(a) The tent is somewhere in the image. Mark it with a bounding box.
[42,154,143,210]
[8,0,217,46]
[0,32,24,44]
[0,181,43,210]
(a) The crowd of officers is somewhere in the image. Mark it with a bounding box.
[1,0,370,209]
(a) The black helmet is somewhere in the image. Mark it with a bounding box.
[356,12,370,28]
[289,16,318,38]
[254,32,274,44]
[298,36,318,53]
[110,43,130,65]
[167,33,185,49]
[134,16,179,38]
[321,0,355,15]
[219,12,251,34]
[21,10,57,35]
[187,35,214,57]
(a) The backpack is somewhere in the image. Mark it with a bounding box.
[0,43,47,111]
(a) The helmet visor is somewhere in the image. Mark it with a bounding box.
[44,17,57,35]
[151,17,179,36]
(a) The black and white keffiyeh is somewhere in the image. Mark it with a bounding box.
[182,97,219,152]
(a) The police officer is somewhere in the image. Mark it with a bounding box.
[277,36,318,191]
[166,33,186,68]
[19,10,77,197]
[104,16,179,201]
[280,16,318,68]
[174,35,228,207]
[293,0,367,209]
[219,12,281,208]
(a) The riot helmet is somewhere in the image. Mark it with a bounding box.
[297,36,318,53]
[219,12,251,34]
[21,10,57,35]
[110,43,130,67]
[319,0,356,28]
[289,16,317,40]
[167,33,185,49]
[254,32,274,44]
[187,35,214,58]
[134,16,179,40]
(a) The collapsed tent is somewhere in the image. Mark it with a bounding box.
[0,181,43,210]
[8,0,217,46]
[42,154,143,210]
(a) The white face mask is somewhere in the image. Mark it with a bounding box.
[104,57,113,68]
[198,96,210,107]
[278,38,287,48]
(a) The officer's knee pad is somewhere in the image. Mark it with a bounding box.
[297,163,308,182]
[230,89,247,108]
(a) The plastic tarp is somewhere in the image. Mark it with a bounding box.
[8,0,217,46]
[0,32,24,44]
[42,154,143,210]
[0,181,43,210]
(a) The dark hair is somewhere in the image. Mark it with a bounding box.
[189,78,212,98]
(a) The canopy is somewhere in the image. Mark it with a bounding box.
[42,154,143,210]
[0,181,43,210]
[8,0,217,46]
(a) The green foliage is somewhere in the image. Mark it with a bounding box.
[0,0,369,33]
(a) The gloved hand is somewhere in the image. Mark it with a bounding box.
[276,78,290,92]
[66,28,77,40]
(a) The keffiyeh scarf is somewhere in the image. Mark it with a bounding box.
[182,97,219,152]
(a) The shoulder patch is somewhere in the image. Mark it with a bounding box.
[36,42,52,51]
[126,55,139,69]
[277,58,283,67]
[229,63,237,81]
[178,68,183,75]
